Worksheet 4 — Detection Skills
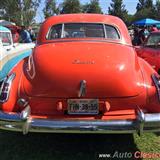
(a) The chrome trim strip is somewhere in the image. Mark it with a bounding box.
[0,108,159,134]
[61,23,64,38]
[103,24,107,38]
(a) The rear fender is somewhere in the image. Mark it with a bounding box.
[0,59,25,112]
[138,57,160,112]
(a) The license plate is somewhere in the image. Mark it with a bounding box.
[68,99,99,115]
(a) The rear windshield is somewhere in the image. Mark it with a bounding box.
[47,23,120,40]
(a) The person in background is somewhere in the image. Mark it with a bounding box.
[150,25,158,32]
[12,30,20,43]
[28,26,36,41]
[139,27,146,45]
[143,26,150,40]
[20,26,32,43]
[132,26,141,46]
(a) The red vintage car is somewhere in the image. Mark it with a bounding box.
[136,31,160,74]
[0,14,160,135]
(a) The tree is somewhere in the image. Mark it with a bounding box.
[145,0,154,8]
[136,0,146,11]
[135,0,155,21]
[43,0,59,18]
[134,8,155,20]
[82,0,102,14]
[155,0,160,20]
[108,0,128,23]
[0,0,40,26]
[136,0,154,10]
[60,0,81,14]
[125,14,134,26]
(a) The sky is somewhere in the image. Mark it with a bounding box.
[35,0,157,23]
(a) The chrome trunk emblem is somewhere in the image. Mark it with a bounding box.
[78,80,86,97]
[72,59,95,64]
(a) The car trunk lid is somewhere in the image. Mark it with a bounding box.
[23,41,144,98]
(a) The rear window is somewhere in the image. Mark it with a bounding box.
[47,23,120,40]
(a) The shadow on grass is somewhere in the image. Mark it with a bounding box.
[0,131,141,160]
[154,132,160,136]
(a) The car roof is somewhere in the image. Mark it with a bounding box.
[37,14,132,45]
[0,25,10,32]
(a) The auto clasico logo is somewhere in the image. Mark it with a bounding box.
[98,151,160,159]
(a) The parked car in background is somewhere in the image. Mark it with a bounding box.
[0,26,35,81]
[135,31,160,74]
[0,14,160,135]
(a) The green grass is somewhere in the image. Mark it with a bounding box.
[0,131,159,160]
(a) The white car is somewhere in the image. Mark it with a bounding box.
[0,26,35,81]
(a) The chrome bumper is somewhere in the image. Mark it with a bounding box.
[0,107,160,135]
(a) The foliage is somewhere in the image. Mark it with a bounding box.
[145,0,154,8]
[134,8,156,21]
[125,14,135,26]
[82,0,102,14]
[60,0,81,14]
[0,0,41,26]
[136,0,145,11]
[134,0,155,21]
[0,0,159,27]
[154,0,160,20]
[43,0,59,18]
[136,0,154,11]
[108,0,128,23]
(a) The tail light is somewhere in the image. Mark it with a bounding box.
[152,74,160,102]
[0,73,15,103]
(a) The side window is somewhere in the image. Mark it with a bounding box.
[0,32,12,46]
[105,25,120,40]
[146,34,160,45]
[48,24,62,39]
